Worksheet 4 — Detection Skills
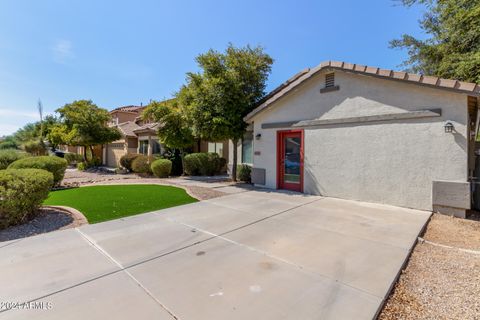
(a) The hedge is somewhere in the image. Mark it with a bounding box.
[22,140,47,156]
[131,155,152,175]
[64,153,84,165]
[0,168,53,229]
[0,149,30,170]
[120,153,141,171]
[8,156,68,186]
[183,152,226,176]
[237,164,252,183]
[151,159,172,178]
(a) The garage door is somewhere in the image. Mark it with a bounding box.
[107,143,125,167]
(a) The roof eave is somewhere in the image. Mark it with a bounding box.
[244,60,480,122]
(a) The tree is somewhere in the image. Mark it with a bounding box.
[179,44,273,180]
[0,136,18,150]
[55,100,121,159]
[391,0,480,83]
[142,99,194,173]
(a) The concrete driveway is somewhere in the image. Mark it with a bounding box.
[0,189,430,320]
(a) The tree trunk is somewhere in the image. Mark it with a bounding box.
[179,148,185,176]
[83,146,87,160]
[232,138,238,182]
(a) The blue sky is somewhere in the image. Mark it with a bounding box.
[0,0,425,136]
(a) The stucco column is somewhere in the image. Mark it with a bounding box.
[147,136,152,157]
[102,145,107,165]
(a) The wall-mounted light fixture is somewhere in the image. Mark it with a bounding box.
[444,121,454,133]
[255,133,262,140]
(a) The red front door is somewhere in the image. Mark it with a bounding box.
[277,130,304,192]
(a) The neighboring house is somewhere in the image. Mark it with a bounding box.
[104,105,229,167]
[231,60,480,218]
[103,105,161,167]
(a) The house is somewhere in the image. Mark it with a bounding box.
[103,104,229,167]
[102,105,162,167]
[231,60,480,218]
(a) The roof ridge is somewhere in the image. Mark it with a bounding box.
[244,60,479,121]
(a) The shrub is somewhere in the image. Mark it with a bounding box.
[0,168,53,229]
[64,153,84,165]
[237,164,252,183]
[23,140,47,156]
[0,149,30,170]
[120,153,141,171]
[132,155,152,175]
[161,149,183,176]
[183,152,227,176]
[88,156,102,167]
[77,162,87,171]
[151,159,172,178]
[0,140,17,150]
[8,156,68,186]
[217,157,227,173]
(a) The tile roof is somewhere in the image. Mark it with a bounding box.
[110,105,145,113]
[245,60,480,121]
[116,121,141,137]
[133,122,160,133]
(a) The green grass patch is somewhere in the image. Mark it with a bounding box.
[43,184,198,224]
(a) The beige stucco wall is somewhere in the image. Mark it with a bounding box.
[248,69,469,211]
[111,111,138,124]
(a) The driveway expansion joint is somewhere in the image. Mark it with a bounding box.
[75,228,180,320]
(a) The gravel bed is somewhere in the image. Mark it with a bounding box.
[0,208,77,242]
[379,214,480,319]
[423,213,480,251]
[63,169,230,200]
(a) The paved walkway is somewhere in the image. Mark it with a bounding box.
[0,189,430,320]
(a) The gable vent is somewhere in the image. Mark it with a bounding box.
[320,72,340,93]
[325,73,335,87]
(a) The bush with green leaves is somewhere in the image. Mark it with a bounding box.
[0,149,30,170]
[151,159,172,178]
[8,156,67,186]
[73,155,102,171]
[161,149,183,176]
[64,153,84,165]
[0,140,17,150]
[237,164,252,183]
[77,162,87,171]
[22,140,47,156]
[0,168,54,229]
[183,152,226,176]
[131,155,152,175]
[120,153,141,171]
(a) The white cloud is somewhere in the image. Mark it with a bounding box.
[52,40,74,63]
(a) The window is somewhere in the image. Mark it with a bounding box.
[241,132,253,164]
[139,140,148,155]
[325,73,335,88]
[208,142,224,157]
[152,140,161,155]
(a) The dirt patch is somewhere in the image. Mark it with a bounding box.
[423,213,480,251]
[379,214,480,319]
[0,207,83,242]
[184,185,226,200]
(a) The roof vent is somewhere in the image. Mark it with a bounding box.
[325,73,335,88]
[320,72,340,93]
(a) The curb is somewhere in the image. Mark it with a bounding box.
[42,205,89,227]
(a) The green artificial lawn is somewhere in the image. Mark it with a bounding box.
[43,184,198,224]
